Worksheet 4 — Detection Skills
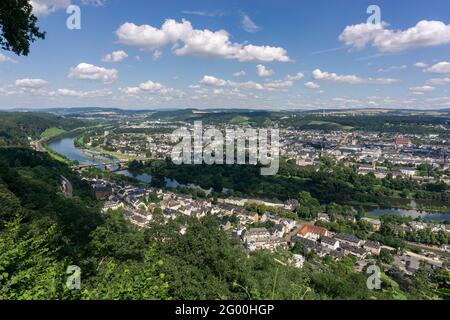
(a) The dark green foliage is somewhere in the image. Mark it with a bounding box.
[139,158,449,212]
[0,0,45,56]
[0,148,446,300]
[0,112,86,147]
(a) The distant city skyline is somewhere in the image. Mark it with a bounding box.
[1,0,450,110]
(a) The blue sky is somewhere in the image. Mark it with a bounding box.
[1,0,450,109]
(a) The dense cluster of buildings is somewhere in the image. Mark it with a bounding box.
[281,129,449,180]
[292,224,381,259]
[85,171,448,275]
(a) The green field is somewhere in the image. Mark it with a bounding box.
[308,120,353,130]
[40,127,67,139]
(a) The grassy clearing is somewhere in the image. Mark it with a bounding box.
[40,127,67,139]
[308,120,353,130]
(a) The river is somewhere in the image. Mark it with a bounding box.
[47,137,211,194]
[48,137,449,221]
[368,208,450,222]
[48,137,116,169]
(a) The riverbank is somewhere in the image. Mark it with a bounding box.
[46,135,450,222]
[74,132,150,162]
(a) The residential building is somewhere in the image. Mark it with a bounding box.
[297,224,329,241]
[364,240,381,255]
[361,217,382,232]
[334,233,363,247]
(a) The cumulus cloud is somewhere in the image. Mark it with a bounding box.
[56,88,112,97]
[200,75,232,87]
[15,78,48,88]
[69,63,118,83]
[414,62,428,68]
[199,74,302,92]
[256,64,274,77]
[339,20,450,52]
[409,85,435,92]
[304,81,320,89]
[240,13,260,33]
[31,0,71,16]
[426,78,450,86]
[0,53,18,63]
[152,50,163,60]
[121,80,183,97]
[312,69,398,85]
[286,72,304,81]
[426,61,450,74]
[232,70,246,77]
[139,80,166,92]
[101,50,128,62]
[312,69,363,84]
[116,19,290,62]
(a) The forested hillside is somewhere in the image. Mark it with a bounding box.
[0,112,85,147]
[0,148,446,300]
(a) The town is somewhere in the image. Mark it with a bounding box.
[77,118,450,184]
[86,170,449,277]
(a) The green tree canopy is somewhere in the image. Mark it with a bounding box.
[0,0,45,56]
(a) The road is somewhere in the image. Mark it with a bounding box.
[60,175,73,198]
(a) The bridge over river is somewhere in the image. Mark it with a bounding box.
[71,160,129,172]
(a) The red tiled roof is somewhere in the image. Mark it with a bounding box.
[298,224,328,237]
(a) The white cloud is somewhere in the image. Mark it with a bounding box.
[286,72,304,81]
[0,53,18,63]
[121,80,183,97]
[56,88,112,97]
[312,69,398,85]
[240,13,260,33]
[31,0,108,16]
[377,65,407,73]
[339,20,450,52]
[312,69,362,84]
[69,63,118,83]
[263,80,294,90]
[304,82,320,89]
[101,50,128,62]
[414,62,428,68]
[57,88,83,97]
[121,87,141,95]
[232,70,246,77]
[426,61,450,74]
[31,0,71,16]
[153,50,162,60]
[409,85,435,92]
[139,80,165,92]
[199,74,302,92]
[426,78,450,86]
[116,19,290,62]
[15,78,48,88]
[256,64,274,77]
[200,75,232,87]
